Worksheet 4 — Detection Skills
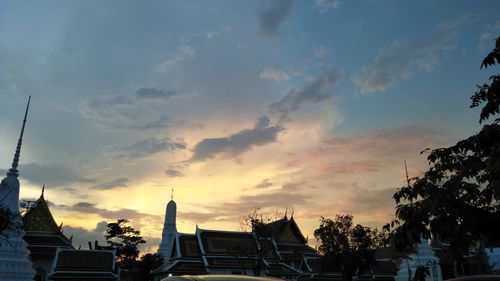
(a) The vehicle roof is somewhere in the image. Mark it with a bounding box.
[162,275,283,281]
[445,275,500,281]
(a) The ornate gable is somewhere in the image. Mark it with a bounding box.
[23,193,61,233]
[179,234,202,258]
[22,189,72,249]
[277,217,307,244]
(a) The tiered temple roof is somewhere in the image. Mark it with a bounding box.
[22,187,74,257]
[21,187,73,280]
[153,215,319,280]
[197,227,259,272]
[153,233,207,276]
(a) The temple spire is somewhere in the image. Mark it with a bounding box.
[8,95,31,177]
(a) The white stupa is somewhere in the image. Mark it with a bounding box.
[395,238,443,281]
[158,188,177,261]
[0,96,35,280]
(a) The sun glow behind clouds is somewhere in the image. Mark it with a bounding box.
[2,0,497,252]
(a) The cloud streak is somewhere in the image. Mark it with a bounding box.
[123,137,186,158]
[156,45,196,72]
[190,116,282,162]
[4,163,95,187]
[54,201,161,227]
[318,125,448,160]
[165,165,185,177]
[93,177,129,190]
[259,65,304,82]
[135,87,178,99]
[80,87,177,130]
[269,68,342,121]
[314,0,341,12]
[352,18,465,94]
[255,178,273,189]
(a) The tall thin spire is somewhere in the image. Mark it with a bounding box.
[41,184,45,199]
[171,187,174,200]
[404,160,413,204]
[404,160,410,188]
[8,95,31,177]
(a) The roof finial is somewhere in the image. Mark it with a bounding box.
[8,96,31,177]
[41,184,45,199]
[171,187,174,201]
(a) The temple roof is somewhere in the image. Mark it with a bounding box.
[22,188,72,248]
[264,216,307,245]
[197,228,258,256]
[178,233,202,258]
[49,249,118,280]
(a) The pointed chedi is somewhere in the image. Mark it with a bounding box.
[158,188,177,261]
[0,96,35,280]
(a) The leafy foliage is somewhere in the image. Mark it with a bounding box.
[129,253,164,281]
[389,36,500,259]
[105,219,146,266]
[314,215,385,281]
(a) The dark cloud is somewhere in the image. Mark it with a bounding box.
[257,0,293,37]
[269,68,342,121]
[165,165,185,177]
[63,221,161,253]
[57,202,163,253]
[190,116,283,162]
[255,178,273,189]
[135,87,178,99]
[62,221,108,249]
[352,18,465,94]
[3,163,95,187]
[80,87,176,130]
[93,177,129,190]
[56,201,161,224]
[125,137,186,158]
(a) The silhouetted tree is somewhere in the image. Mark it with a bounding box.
[388,37,500,262]
[131,253,164,281]
[105,219,146,268]
[242,209,278,276]
[314,215,380,281]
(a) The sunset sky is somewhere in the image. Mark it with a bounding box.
[1,0,499,252]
